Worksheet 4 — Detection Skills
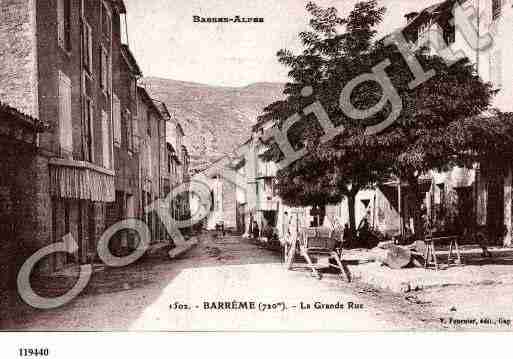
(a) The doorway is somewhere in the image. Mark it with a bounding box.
[487,173,505,245]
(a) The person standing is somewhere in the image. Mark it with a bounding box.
[252,221,260,240]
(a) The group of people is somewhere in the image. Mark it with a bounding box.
[251,221,279,243]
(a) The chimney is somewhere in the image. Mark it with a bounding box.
[405,11,419,25]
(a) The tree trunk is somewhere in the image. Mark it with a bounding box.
[348,192,357,234]
[409,177,424,240]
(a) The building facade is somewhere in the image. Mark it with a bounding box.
[329,0,513,245]
[0,103,49,288]
[137,86,170,244]
[106,40,143,255]
[205,0,513,245]
[0,0,192,287]
[164,110,191,222]
[399,0,513,245]
[455,0,513,246]
[0,0,128,279]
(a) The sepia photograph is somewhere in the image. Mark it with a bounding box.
[1,0,513,347]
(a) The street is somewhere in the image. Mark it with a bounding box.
[2,233,443,331]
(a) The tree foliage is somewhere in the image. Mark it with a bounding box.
[260,1,502,234]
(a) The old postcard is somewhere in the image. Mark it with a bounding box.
[2,0,513,341]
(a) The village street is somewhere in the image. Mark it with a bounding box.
[2,232,449,331]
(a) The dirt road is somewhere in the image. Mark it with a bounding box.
[2,233,443,331]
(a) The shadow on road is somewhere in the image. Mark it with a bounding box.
[0,232,282,330]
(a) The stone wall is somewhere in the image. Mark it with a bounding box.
[0,135,52,288]
[0,0,39,118]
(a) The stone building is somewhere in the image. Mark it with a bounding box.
[395,0,513,245]
[201,132,280,235]
[164,109,191,222]
[0,103,49,288]
[454,0,513,246]
[106,41,143,255]
[0,0,181,286]
[331,0,513,244]
[137,86,169,244]
[0,0,133,279]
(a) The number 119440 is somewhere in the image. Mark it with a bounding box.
[19,348,49,357]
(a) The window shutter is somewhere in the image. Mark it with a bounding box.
[83,99,94,162]
[57,0,64,47]
[126,110,133,152]
[82,70,93,98]
[102,110,112,169]
[108,52,112,94]
[147,143,152,178]
[113,95,121,145]
[101,1,112,39]
[132,117,139,152]
[58,71,73,155]
[82,21,93,73]
[100,47,106,90]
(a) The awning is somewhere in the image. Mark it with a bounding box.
[49,159,115,202]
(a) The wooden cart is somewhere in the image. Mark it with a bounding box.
[283,226,351,282]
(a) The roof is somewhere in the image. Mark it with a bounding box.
[153,100,171,121]
[0,102,49,132]
[109,0,127,14]
[121,45,142,76]
[166,142,182,164]
[166,142,176,153]
[177,122,185,136]
[137,86,164,119]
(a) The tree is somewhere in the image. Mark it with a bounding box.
[362,41,495,237]
[259,1,388,232]
[259,1,497,237]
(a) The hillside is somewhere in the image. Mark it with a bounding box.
[141,77,285,171]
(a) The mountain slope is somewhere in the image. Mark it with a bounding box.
[142,77,285,171]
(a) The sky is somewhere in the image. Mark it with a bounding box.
[123,0,442,87]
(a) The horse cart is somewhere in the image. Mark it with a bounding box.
[283,226,351,282]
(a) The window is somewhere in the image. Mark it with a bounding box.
[82,21,93,73]
[435,183,446,220]
[58,71,73,155]
[82,71,94,161]
[126,195,135,218]
[102,110,113,169]
[147,110,152,137]
[113,95,121,146]
[100,46,110,93]
[101,1,112,40]
[132,117,139,152]
[58,0,72,52]
[492,0,502,20]
[125,110,133,153]
[129,77,137,102]
[147,143,153,178]
[83,97,94,161]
